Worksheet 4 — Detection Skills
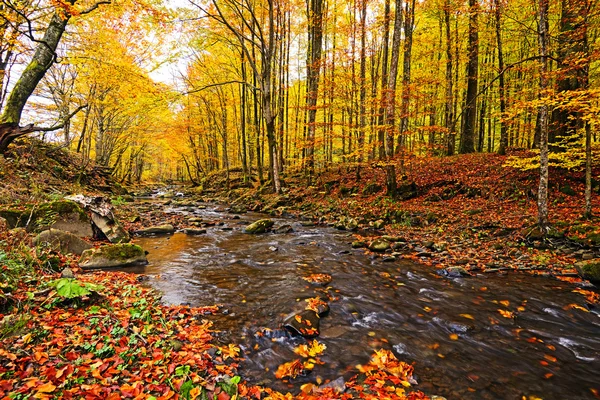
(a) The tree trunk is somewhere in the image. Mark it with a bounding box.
[0,7,72,153]
[396,0,415,155]
[459,0,478,154]
[444,0,455,156]
[537,0,550,230]
[494,0,508,155]
[304,0,325,183]
[384,0,403,196]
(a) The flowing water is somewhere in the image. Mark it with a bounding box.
[130,203,600,399]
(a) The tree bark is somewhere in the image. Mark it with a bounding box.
[0,6,72,152]
[460,0,478,154]
[494,0,508,155]
[537,0,550,229]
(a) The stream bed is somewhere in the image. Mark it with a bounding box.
[129,203,600,399]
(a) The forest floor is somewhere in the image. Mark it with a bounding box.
[1,140,599,399]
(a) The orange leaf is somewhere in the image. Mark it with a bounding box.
[36,382,56,393]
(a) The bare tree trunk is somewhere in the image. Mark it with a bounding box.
[396,0,415,155]
[537,0,550,229]
[444,0,455,156]
[459,0,479,154]
[494,0,508,155]
[304,0,325,183]
[384,0,403,196]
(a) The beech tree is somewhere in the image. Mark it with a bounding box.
[0,0,110,154]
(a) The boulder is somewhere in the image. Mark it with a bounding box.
[40,201,93,237]
[369,238,391,252]
[33,229,92,256]
[91,212,130,243]
[575,259,600,284]
[79,244,148,269]
[0,201,93,236]
[65,195,129,243]
[245,219,274,234]
[283,310,321,338]
[136,224,175,235]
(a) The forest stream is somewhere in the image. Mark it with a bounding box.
[128,202,600,400]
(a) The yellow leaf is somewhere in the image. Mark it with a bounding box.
[459,314,474,320]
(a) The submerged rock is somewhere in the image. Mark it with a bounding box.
[283,310,321,338]
[244,219,274,234]
[437,266,470,278]
[274,224,294,234]
[33,229,92,256]
[79,243,148,269]
[136,224,175,235]
[183,228,207,235]
[352,241,367,249]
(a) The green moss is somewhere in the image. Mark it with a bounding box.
[101,244,144,260]
[38,200,88,222]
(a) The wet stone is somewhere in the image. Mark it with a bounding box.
[369,238,391,252]
[183,228,207,235]
[284,310,321,338]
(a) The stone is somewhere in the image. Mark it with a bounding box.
[319,377,346,393]
[244,219,274,234]
[321,325,350,338]
[91,212,130,243]
[437,266,470,278]
[334,216,358,231]
[33,229,92,256]
[229,205,247,214]
[574,259,600,284]
[79,244,148,269]
[136,224,175,235]
[381,235,405,242]
[352,241,367,249]
[372,219,385,229]
[60,267,75,279]
[369,238,391,252]
[283,310,320,338]
[274,224,294,234]
[65,195,129,243]
[183,228,207,235]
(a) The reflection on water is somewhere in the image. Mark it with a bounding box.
[130,205,600,399]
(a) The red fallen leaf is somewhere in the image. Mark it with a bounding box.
[216,391,230,400]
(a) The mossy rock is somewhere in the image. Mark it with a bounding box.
[244,219,274,234]
[79,244,148,269]
[369,238,391,252]
[0,201,92,237]
[574,260,600,284]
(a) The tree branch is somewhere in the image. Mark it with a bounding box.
[32,104,88,132]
